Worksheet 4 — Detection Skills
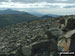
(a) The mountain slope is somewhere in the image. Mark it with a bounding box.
[0,9,39,27]
[41,15,53,18]
[0,9,29,15]
[40,14,58,18]
[0,14,39,27]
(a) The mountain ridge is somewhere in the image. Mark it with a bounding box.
[0,9,59,27]
[0,9,39,27]
[0,9,58,17]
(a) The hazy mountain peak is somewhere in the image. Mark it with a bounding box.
[0,9,29,15]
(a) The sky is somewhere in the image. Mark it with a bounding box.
[0,0,75,3]
[0,0,75,15]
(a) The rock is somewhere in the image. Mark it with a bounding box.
[22,46,32,56]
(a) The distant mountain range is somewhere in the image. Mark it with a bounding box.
[41,15,54,18]
[0,9,31,15]
[0,9,58,17]
[0,9,58,27]
[0,9,40,27]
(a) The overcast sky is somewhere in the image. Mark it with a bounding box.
[0,0,75,3]
[0,0,75,15]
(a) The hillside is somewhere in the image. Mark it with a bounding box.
[0,9,41,27]
[0,9,60,27]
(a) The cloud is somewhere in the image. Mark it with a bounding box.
[55,0,68,2]
[0,1,75,15]
[0,0,75,3]
[0,2,75,8]
[32,8,75,15]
